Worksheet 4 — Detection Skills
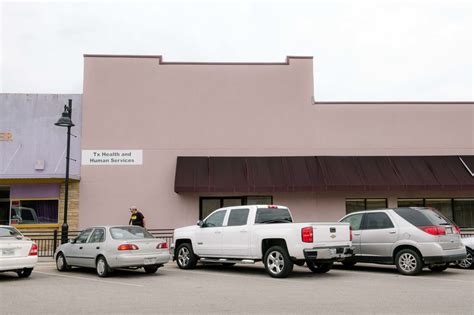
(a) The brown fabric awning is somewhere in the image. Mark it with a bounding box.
[174,156,474,193]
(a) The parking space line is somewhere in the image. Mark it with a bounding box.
[34,271,144,287]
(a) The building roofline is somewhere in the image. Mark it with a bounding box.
[83,54,313,65]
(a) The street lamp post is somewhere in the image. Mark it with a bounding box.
[55,99,75,244]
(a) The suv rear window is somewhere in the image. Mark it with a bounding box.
[394,207,451,227]
[255,208,292,224]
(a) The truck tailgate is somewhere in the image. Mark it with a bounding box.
[311,223,350,246]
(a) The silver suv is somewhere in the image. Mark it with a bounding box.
[339,207,466,275]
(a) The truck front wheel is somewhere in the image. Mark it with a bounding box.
[176,243,198,269]
[306,261,333,273]
[264,246,294,278]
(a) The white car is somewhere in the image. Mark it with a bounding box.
[0,225,38,278]
[173,205,353,278]
[54,225,170,277]
[456,236,474,269]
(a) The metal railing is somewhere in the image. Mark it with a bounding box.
[22,228,174,258]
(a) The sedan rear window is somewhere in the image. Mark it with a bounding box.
[394,207,451,227]
[0,227,22,237]
[255,208,292,224]
[110,226,154,240]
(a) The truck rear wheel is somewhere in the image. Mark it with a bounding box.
[307,261,333,273]
[176,243,198,269]
[264,246,293,278]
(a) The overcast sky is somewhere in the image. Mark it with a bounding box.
[0,0,472,101]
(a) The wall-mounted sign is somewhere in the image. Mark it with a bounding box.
[82,150,143,165]
[0,132,13,141]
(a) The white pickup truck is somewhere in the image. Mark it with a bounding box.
[173,205,353,278]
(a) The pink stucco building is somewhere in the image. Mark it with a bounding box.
[80,55,474,229]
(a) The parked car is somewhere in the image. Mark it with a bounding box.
[0,225,38,278]
[455,236,473,269]
[173,205,353,278]
[339,207,466,276]
[54,225,170,277]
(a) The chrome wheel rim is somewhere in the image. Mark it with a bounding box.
[97,259,105,275]
[267,251,284,275]
[399,253,417,272]
[458,252,473,269]
[57,255,64,270]
[178,247,190,267]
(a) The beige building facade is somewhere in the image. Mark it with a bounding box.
[80,55,474,229]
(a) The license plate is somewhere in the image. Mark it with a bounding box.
[445,227,453,234]
[2,248,15,256]
[329,248,336,256]
[144,257,156,265]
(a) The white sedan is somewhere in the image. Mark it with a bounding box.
[54,225,170,277]
[0,225,38,278]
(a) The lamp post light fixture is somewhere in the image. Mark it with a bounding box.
[55,99,75,244]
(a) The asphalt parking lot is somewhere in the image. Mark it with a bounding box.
[1,259,473,315]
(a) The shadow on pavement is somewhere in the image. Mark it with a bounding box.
[187,263,346,279]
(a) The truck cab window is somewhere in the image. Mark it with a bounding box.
[227,208,249,226]
[203,210,226,227]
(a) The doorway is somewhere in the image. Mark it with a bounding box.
[0,187,10,225]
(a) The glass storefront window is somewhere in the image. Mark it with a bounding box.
[346,198,388,214]
[200,196,272,219]
[366,199,388,210]
[10,200,59,225]
[200,199,221,220]
[346,199,365,214]
[454,199,474,228]
[397,199,424,207]
[246,196,272,205]
[425,199,453,220]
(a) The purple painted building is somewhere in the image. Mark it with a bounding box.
[0,94,82,229]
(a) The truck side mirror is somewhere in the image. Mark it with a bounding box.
[197,220,204,227]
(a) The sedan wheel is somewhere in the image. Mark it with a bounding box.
[56,253,71,271]
[96,256,111,277]
[458,248,473,269]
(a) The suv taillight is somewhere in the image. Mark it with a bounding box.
[117,244,139,250]
[419,226,446,236]
[29,243,38,256]
[301,226,313,243]
[156,242,168,249]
